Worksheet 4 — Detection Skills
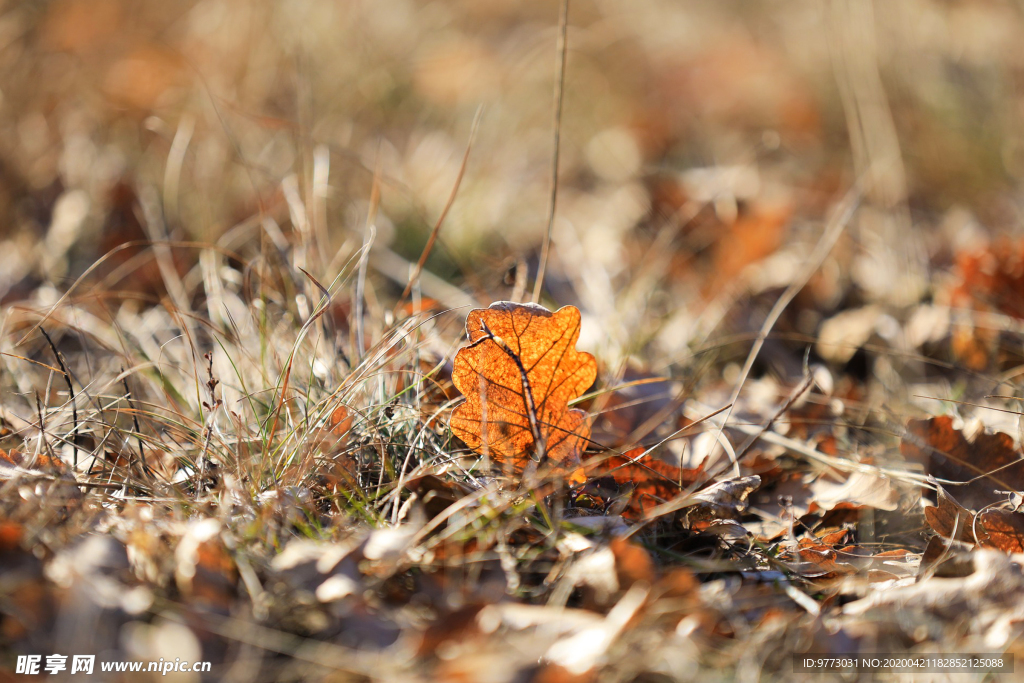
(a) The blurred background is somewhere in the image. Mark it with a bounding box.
[2,0,1023,370]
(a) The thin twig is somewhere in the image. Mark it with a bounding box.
[34,391,47,466]
[197,352,221,492]
[39,327,78,469]
[531,0,570,304]
[121,366,151,476]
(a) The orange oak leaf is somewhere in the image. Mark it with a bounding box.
[450,302,597,481]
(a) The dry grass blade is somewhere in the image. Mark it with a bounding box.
[532,0,571,304]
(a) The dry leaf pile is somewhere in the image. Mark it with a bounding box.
[7,283,1024,682]
[6,2,1024,682]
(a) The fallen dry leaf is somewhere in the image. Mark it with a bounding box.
[807,470,900,513]
[686,475,761,524]
[924,485,977,543]
[795,539,858,577]
[924,484,1024,553]
[451,302,597,481]
[585,447,708,518]
[902,416,1024,510]
[976,508,1024,552]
